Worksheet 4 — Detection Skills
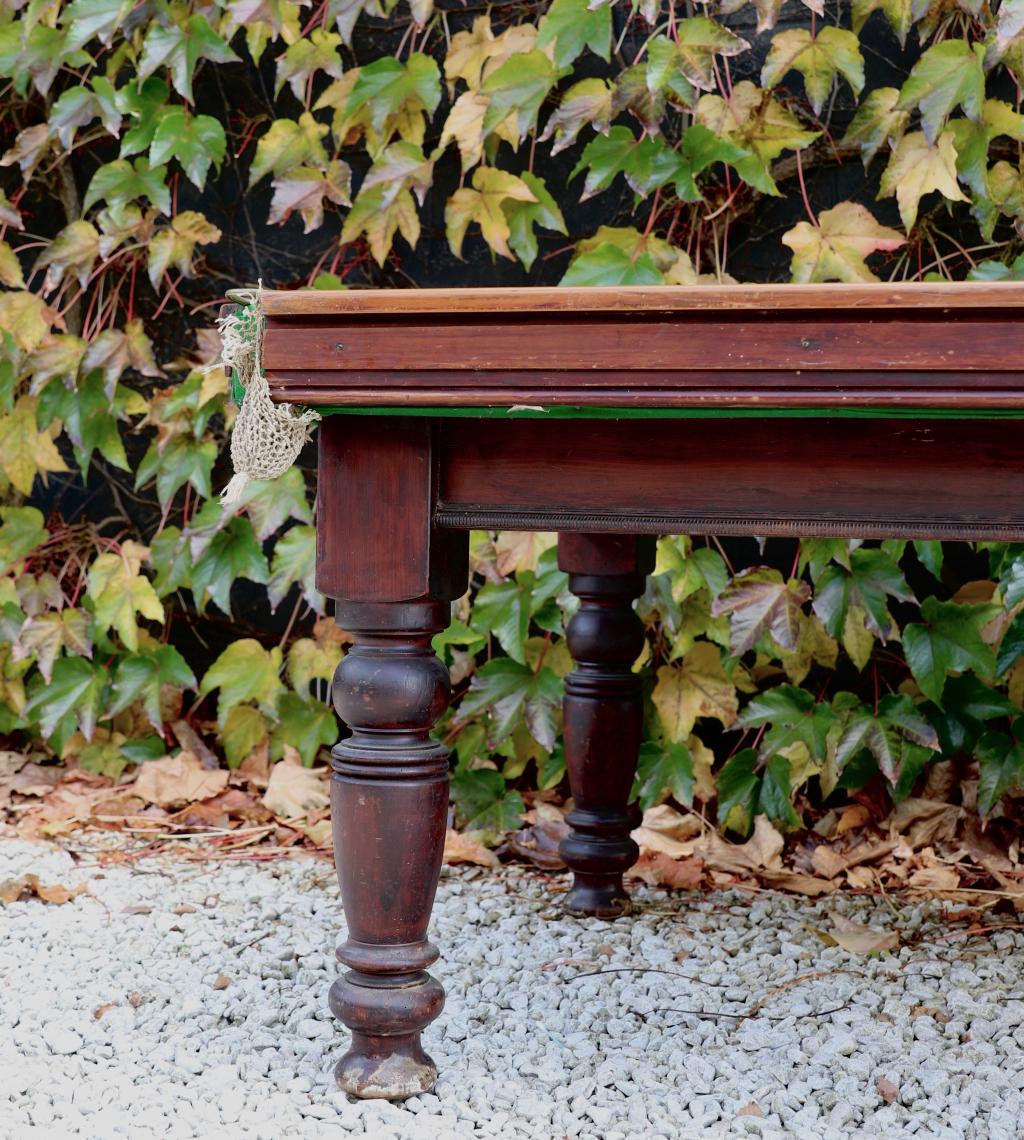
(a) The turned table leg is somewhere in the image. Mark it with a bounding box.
[329,601,452,1099]
[557,533,655,917]
[316,416,467,1099]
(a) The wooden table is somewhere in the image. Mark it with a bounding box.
[261,282,1024,1100]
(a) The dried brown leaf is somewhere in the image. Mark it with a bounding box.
[696,815,784,875]
[812,913,899,953]
[0,873,85,904]
[888,798,960,847]
[443,827,499,867]
[877,1076,899,1104]
[628,852,704,890]
[133,752,229,809]
[261,748,329,819]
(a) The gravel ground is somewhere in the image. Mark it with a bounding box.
[2,838,1024,1140]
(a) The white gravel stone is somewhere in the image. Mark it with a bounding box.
[2,836,1023,1139]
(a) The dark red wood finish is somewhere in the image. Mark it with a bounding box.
[258,283,1024,1100]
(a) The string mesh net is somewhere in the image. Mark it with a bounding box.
[214,286,320,505]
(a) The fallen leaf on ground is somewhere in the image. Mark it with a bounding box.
[759,869,836,896]
[212,975,232,990]
[811,839,897,879]
[911,1006,951,1023]
[888,798,960,847]
[632,804,702,858]
[503,810,568,868]
[737,1101,764,1118]
[170,719,220,770]
[443,828,498,867]
[835,804,872,835]
[0,873,86,904]
[123,905,152,915]
[696,815,784,875]
[0,751,30,779]
[133,751,229,809]
[128,992,142,1008]
[907,865,960,891]
[629,851,704,890]
[234,741,271,789]
[299,818,333,847]
[877,1076,898,1103]
[261,748,329,818]
[93,1003,118,1019]
[810,913,899,953]
[0,761,62,805]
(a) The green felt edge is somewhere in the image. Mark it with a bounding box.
[314,404,1024,421]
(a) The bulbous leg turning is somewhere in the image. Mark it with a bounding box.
[557,534,655,918]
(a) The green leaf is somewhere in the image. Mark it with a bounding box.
[537,0,611,67]
[26,656,106,741]
[668,16,749,90]
[249,113,330,187]
[759,754,802,827]
[903,598,998,705]
[851,0,912,44]
[200,638,285,725]
[503,171,567,271]
[896,41,985,145]
[64,0,133,47]
[737,683,837,762]
[636,739,694,810]
[471,577,532,663]
[481,50,561,145]
[268,525,320,612]
[118,78,170,157]
[835,694,939,786]
[82,157,170,215]
[86,541,164,652]
[150,525,192,597]
[716,748,760,835]
[450,767,524,835]
[149,108,226,189]
[539,78,613,156]
[762,27,863,116]
[571,126,692,201]
[340,142,433,265]
[190,517,270,616]
[138,14,239,104]
[841,88,909,167]
[457,658,563,749]
[976,720,1024,815]
[221,704,269,767]
[108,645,196,729]
[712,567,811,655]
[271,691,337,765]
[0,507,47,575]
[275,28,345,99]
[231,468,312,542]
[927,674,1018,756]
[58,370,131,478]
[135,436,216,507]
[346,53,441,136]
[560,243,663,286]
[998,610,1024,678]
[812,547,913,640]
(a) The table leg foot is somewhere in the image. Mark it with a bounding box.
[557,535,654,919]
[329,601,452,1100]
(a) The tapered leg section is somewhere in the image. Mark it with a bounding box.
[329,601,452,1100]
[558,534,655,917]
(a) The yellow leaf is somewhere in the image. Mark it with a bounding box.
[783,201,904,284]
[0,291,53,353]
[842,604,876,670]
[652,642,738,742]
[86,540,164,651]
[445,167,537,260]
[0,240,24,288]
[439,91,490,172]
[878,129,967,230]
[0,395,69,495]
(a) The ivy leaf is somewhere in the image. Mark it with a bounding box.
[341,142,433,265]
[712,567,811,655]
[0,395,69,495]
[438,91,490,172]
[189,517,270,616]
[0,241,23,290]
[560,242,664,286]
[812,546,913,639]
[446,167,538,261]
[200,638,284,725]
[49,80,122,148]
[138,14,239,104]
[670,16,749,90]
[948,100,1024,198]
[537,0,611,67]
[783,201,904,283]
[481,50,561,146]
[927,674,1018,756]
[841,88,909,167]
[470,574,533,662]
[457,658,563,749]
[150,526,192,597]
[896,41,985,145]
[851,0,912,45]
[268,161,352,233]
[57,369,131,477]
[108,645,196,730]
[13,610,92,684]
[233,469,313,541]
[539,78,612,156]
[221,704,269,768]
[835,694,939,787]
[86,540,164,652]
[903,598,999,704]
[571,126,693,201]
[249,113,329,186]
[652,642,738,741]
[450,767,524,836]
[135,435,217,506]
[636,739,694,810]
[147,211,222,288]
[715,748,760,835]
[118,78,170,157]
[762,27,864,116]
[26,656,106,741]
[346,53,441,137]
[271,691,337,765]
[275,28,345,99]
[503,171,567,271]
[33,220,100,294]
[64,0,134,47]
[149,109,226,189]
[878,130,967,231]
[82,157,171,215]
[268,524,321,611]
[976,720,1024,815]
[737,684,838,763]
[0,507,47,575]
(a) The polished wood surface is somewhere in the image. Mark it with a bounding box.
[281,283,1024,1101]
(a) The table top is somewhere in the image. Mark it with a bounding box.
[256,282,1024,413]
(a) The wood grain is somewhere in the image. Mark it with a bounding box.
[257,281,1024,315]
